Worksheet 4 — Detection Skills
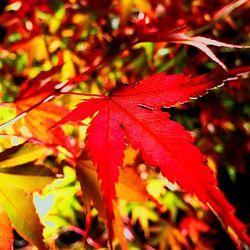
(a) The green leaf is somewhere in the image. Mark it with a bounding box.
[34,166,82,242]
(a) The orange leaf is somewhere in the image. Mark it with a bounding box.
[0,206,14,250]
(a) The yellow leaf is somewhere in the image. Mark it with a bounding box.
[0,143,49,168]
[0,166,53,250]
[11,36,49,65]
[131,203,158,238]
[120,0,134,26]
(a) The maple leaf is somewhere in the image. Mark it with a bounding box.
[77,157,150,248]
[0,66,77,157]
[150,220,191,250]
[180,216,211,247]
[54,73,250,247]
[136,17,249,70]
[130,202,159,238]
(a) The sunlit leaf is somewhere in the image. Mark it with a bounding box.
[0,142,49,168]
[10,36,49,65]
[136,19,249,70]
[0,205,13,250]
[0,66,75,156]
[77,158,150,218]
[56,72,250,246]
[1,1,249,249]
[0,165,54,250]
[130,202,158,238]
[34,166,82,247]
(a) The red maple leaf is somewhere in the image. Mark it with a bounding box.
[54,73,250,247]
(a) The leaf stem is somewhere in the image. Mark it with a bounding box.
[57,92,103,97]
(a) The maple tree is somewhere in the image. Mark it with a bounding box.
[0,0,250,249]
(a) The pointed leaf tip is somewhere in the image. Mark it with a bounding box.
[59,72,249,247]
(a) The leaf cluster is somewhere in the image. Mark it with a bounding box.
[0,0,249,249]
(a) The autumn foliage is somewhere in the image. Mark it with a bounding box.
[0,0,250,249]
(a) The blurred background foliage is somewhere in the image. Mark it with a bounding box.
[0,0,249,249]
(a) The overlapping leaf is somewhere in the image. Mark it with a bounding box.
[0,142,55,249]
[77,158,149,248]
[0,66,75,156]
[150,220,190,250]
[77,159,149,214]
[0,205,13,250]
[180,216,211,248]
[0,142,49,168]
[136,17,249,70]
[77,158,149,247]
[55,73,250,247]
[0,164,54,250]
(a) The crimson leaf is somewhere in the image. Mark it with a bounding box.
[54,73,250,247]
